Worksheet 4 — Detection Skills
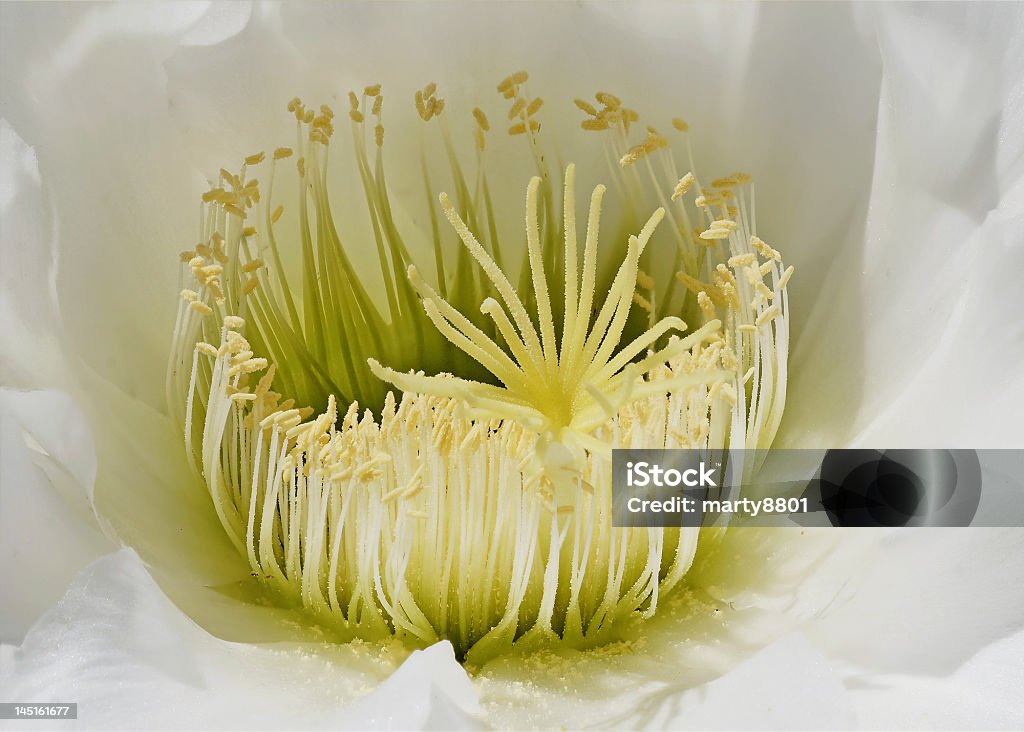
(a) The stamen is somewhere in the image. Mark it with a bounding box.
[166,76,794,663]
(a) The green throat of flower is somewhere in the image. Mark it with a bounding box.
[166,72,793,663]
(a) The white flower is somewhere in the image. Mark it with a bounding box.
[2,2,1023,729]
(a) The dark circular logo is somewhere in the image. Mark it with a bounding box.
[817,449,981,527]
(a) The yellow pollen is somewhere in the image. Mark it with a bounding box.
[472,107,490,131]
[752,235,782,261]
[574,98,597,116]
[699,228,732,240]
[672,172,695,200]
[595,91,621,109]
[508,98,527,119]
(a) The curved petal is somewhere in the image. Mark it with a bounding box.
[782,3,1024,449]
[0,389,115,642]
[1,549,482,730]
[807,528,1024,676]
[0,2,254,409]
[0,6,318,645]
[840,627,1024,729]
[650,633,854,730]
[0,119,64,389]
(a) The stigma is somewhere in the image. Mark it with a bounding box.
[166,72,793,663]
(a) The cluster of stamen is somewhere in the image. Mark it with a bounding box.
[167,72,793,662]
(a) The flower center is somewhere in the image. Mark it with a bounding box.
[166,72,793,663]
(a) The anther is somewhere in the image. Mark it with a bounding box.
[728,254,756,268]
[671,173,695,200]
[699,228,731,240]
[751,236,782,262]
[756,305,781,327]
[196,342,219,357]
[575,98,598,116]
[697,291,716,321]
[472,108,490,131]
[596,91,621,109]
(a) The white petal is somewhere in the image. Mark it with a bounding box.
[655,633,854,730]
[782,3,1024,448]
[807,528,1024,675]
[0,8,307,645]
[841,627,1024,729]
[0,4,248,409]
[342,642,483,730]
[0,120,65,389]
[1,549,482,730]
[0,389,115,642]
